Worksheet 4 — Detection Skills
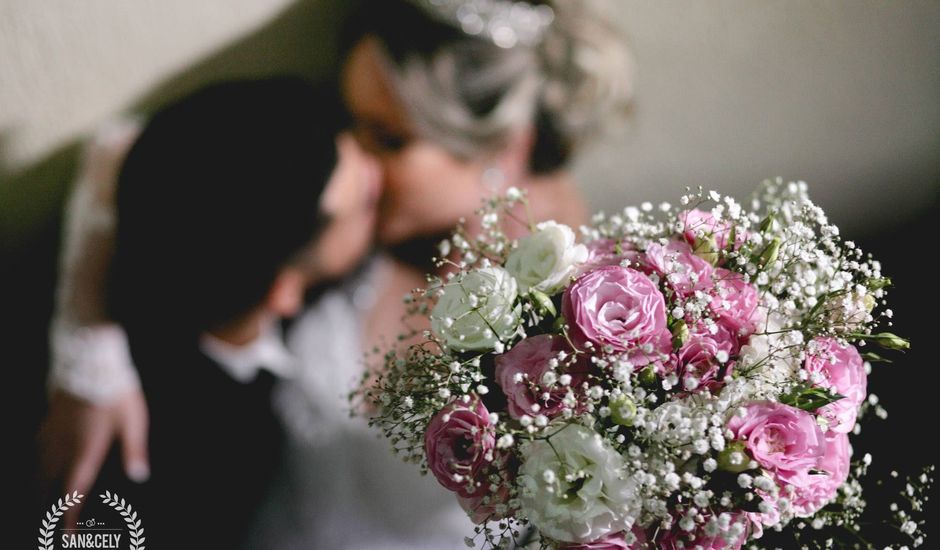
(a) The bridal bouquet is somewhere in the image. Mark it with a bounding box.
[360,179,922,549]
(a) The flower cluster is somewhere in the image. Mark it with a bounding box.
[360,179,913,549]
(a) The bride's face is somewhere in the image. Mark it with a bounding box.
[307,133,381,281]
[341,38,495,245]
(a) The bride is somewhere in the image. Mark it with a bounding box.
[40,1,633,548]
[262,3,632,544]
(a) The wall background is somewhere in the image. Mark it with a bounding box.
[2,0,938,243]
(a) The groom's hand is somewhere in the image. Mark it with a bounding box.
[38,389,150,524]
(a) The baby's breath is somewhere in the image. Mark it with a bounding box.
[353,180,919,549]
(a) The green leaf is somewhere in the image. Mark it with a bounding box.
[717,440,751,473]
[780,384,845,412]
[758,237,781,267]
[725,223,737,252]
[670,320,689,349]
[866,277,892,290]
[871,332,910,351]
[759,212,775,233]
[862,352,893,364]
[850,331,910,351]
[638,365,658,387]
[530,289,557,317]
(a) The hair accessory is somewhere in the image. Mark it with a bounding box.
[410,0,554,48]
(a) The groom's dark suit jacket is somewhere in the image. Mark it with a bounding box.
[87,283,334,548]
[94,329,285,549]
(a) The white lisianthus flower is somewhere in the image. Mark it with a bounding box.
[505,221,588,295]
[737,307,799,393]
[737,307,784,363]
[431,267,520,352]
[518,424,638,543]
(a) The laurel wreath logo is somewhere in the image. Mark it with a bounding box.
[101,491,146,550]
[37,491,83,550]
[37,490,146,550]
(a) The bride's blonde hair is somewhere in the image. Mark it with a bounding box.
[341,0,634,173]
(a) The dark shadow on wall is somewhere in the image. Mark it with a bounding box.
[3,0,350,544]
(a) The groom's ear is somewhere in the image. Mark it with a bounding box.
[265,267,306,318]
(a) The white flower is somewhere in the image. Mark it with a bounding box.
[824,288,874,332]
[430,267,520,352]
[735,307,798,395]
[518,424,639,543]
[505,221,588,294]
[646,400,695,446]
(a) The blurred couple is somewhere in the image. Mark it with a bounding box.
[39,1,633,548]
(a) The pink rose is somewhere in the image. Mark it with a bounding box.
[425,397,496,498]
[495,335,588,420]
[675,323,737,391]
[562,265,672,366]
[704,319,742,355]
[580,239,641,272]
[816,398,859,436]
[746,507,777,539]
[679,208,747,251]
[789,432,851,517]
[657,513,749,550]
[560,527,647,549]
[727,401,826,485]
[710,268,762,340]
[642,240,713,297]
[804,338,867,433]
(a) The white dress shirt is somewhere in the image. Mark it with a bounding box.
[199,318,297,383]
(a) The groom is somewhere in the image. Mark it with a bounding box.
[97,77,376,548]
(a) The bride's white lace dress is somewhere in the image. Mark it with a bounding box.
[53,120,475,550]
[250,259,475,549]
